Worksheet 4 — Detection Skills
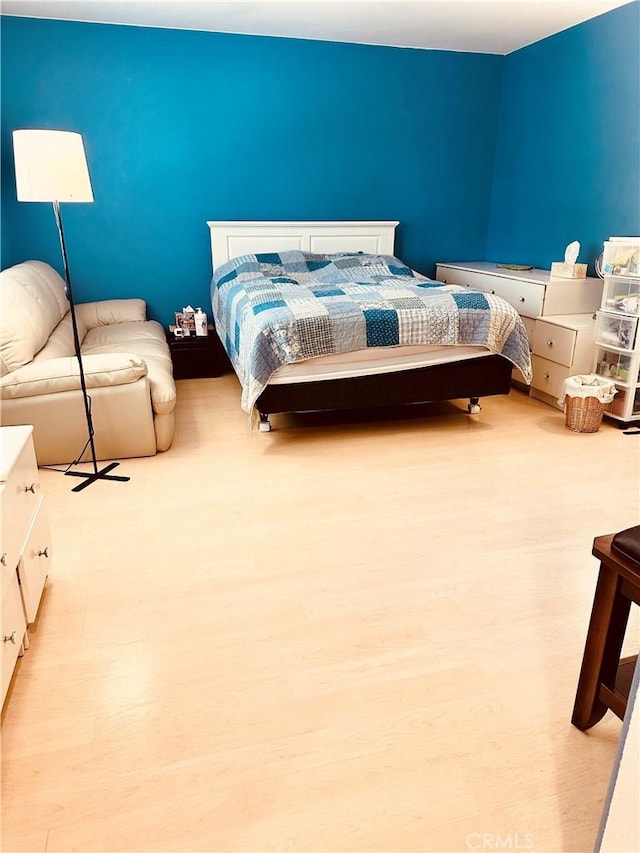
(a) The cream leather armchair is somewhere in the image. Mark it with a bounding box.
[0,261,176,466]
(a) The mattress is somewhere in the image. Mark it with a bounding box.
[212,250,533,411]
[269,344,491,384]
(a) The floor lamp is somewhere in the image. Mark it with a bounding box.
[12,129,129,492]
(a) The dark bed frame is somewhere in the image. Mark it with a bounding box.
[254,353,514,430]
[207,220,517,432]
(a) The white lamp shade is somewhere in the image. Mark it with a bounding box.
[13,129,94,203]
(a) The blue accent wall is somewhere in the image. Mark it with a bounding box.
[0,17,502,324]
[1,6,638,324]
[487,2,640,272]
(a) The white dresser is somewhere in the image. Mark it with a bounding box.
[435,262,604,407]
[1,425,52,707]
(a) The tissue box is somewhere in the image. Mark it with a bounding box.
[551,262,588,279]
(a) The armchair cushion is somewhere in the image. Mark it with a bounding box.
[0,353,148,399]
[82,321,175,414]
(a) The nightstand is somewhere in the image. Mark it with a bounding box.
[165,325,231,379]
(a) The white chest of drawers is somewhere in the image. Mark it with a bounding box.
[435,262,603,407]
[1,425,52,707]
[529,314,601,406]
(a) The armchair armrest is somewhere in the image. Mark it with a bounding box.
[0,353,147,399]
[76,298,147,330]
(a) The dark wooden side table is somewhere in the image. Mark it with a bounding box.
[572,531,640,730]
[165,325,231,380]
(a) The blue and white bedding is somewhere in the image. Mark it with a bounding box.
[211,251,533,412]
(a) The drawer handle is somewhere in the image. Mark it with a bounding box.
[520,297,525,303]
[543,373,550,380]
[546,340,554,347]
[3,631,17,645]
[38,547,49,559]
[24,483,37,494]
[490,289,496,294]
[1,552,6,566]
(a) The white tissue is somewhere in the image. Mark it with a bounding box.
[564,241,580,264]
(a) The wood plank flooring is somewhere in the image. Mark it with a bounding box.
[2,377,638,852]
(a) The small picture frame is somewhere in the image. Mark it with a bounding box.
[175,311,196,335]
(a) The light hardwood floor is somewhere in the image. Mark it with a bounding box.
[2,377,639,853]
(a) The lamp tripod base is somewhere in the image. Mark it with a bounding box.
[65,461,130,492]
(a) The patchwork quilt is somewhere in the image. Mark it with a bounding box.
[211,251,533,412]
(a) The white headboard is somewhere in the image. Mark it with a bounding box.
[206,220,399,271]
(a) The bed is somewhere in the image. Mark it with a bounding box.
[207,220,532,430]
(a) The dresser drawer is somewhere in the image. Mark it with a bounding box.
[0,439,40,574]
[2,569,27,704]
[491,279,543,318]
[437,266,481,287]
[531,321,578,367]
[436,266,506,293]
[437,267,503,295]
[436,266,544,317]
[530,354,571,398]
[18,496,52,623]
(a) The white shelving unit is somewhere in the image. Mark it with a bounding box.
[593,237,640,425]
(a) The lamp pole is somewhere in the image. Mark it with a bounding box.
[52,200,129,491]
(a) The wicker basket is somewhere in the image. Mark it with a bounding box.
[564,395,606,433]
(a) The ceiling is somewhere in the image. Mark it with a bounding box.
[0,0,633,55]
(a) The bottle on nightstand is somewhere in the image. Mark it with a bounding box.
[195,308,208,337]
